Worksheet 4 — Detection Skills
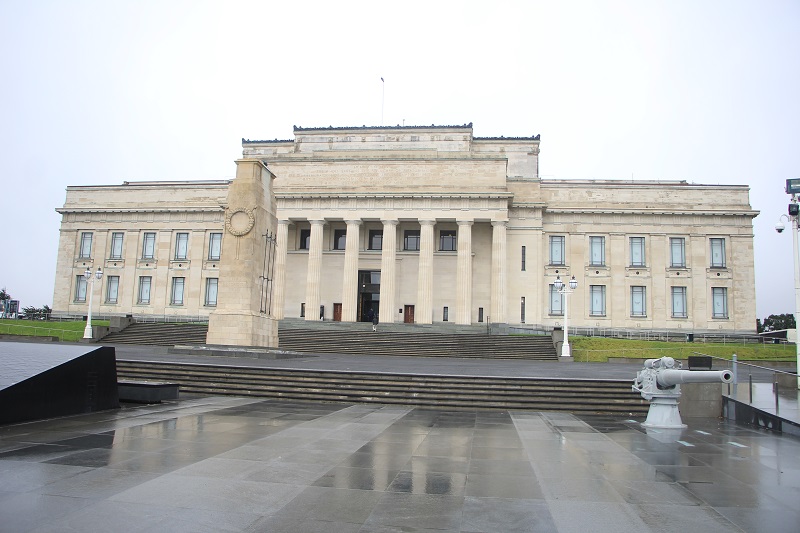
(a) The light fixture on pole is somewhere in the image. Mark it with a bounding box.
[554,274,578,357]
[82,267,103,340]
[776,208,800,389]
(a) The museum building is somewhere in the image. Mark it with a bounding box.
[53,123,759,334]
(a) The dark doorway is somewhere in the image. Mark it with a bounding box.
[333,303,342,322]
[357,270,380,322]
[404,305,415,324]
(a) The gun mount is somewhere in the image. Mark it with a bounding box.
[633,356,732,429]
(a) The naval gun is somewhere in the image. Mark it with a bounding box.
[633,356,732,429]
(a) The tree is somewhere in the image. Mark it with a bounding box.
[758,313,796,333]
[0,287,10,301]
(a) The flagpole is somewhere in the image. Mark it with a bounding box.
[381,77,384,126]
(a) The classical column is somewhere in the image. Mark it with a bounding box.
[416,219,435,324]
[342,219,362,322]
[272,220,289,319]
[456,220,473,325]
[379,219,398,323]
[490,220,508,324]
[305,219,325,321]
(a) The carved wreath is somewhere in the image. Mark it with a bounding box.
[225,207,255,236]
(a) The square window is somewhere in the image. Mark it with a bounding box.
[142,232,156,260]
[439,230,456,251]
[630,237,645,267]
[368,230,383,250]
[333,229,347,250]
[110,232,124,260]
[549,236,565,266]
[105,276,119,304]
[299,229,311,250]
[670,238,686,268]
[404,230,420,251]
[208,233,222,260]
[79,232,93,259]
[589,236,605,266]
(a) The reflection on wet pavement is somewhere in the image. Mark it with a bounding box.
[0,395,798,532]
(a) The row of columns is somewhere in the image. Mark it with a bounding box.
[272,219,508,325]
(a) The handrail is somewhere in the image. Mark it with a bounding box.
[691,351,799,377]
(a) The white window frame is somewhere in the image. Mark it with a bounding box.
[712,287,728,318]
[205,278,218,307]
[138,276,152,304]
[439,230,457,251]
[208,232,222,260]
[105,275,119,304]
[631,286,646,317]
[171,277,185,305]
[142,232,156,260]
[630,237,645,267]
[671,286,687,318]
[110,232,124,260]
[549,236,565,266]
[590,285,606,316]
[549,284,564,316]
[74,276,87,302]
[174,233,189,260]
[710,238,726,268]
[670,237,686,268]
[589,236,605,266]
[79,232,93,259]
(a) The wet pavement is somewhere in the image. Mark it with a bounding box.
[1,395,799,532]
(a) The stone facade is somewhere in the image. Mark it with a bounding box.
[53,124,759,334]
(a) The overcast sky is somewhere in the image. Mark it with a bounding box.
[1,0,798,322]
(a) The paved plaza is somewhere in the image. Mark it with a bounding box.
[1,393,799,532]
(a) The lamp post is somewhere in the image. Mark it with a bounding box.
[82,267,103,340]
[779,178,800,389]
[554,275,578,357]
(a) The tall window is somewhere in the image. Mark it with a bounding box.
[205,278,218,307]
[630,237,645,267]
[404,230,420,251]
[549,284,564,315]
[142,232,156,259]
[174,233,189,260]
[333,229,347,250]
[549,236,565,265]
[74,276,87,302]
[590,285,606,316]
[710,238,726,268]
[712,287,728,318]
[137,276,152,304]
[521,246,526,271]
[589,236,605,266]
[520,297,526,323]
[105,276,119,304]
[79,232,93,259]
[671,286,687,318]
[631,286,646,317]
[439,230,456,251]
[368,230,383,250]
[299,229,311,250]
[208,232,222,260]
[670,238,686,268]
[110,232,124,260]
[443,306,449,322]
[478,307,484,323]
[171,277,185,305]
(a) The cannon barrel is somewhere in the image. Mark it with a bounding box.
[656,369,732,388]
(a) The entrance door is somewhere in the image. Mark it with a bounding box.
[404,305,415,324]
[333,303,342,322]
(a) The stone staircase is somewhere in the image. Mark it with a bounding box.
[101,321,558,361]
[114,359,648,415]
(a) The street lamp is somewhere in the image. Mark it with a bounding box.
[776,212,800,390]
[555,274,578,357]
[83,267,103,340]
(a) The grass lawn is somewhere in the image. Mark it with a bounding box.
[0,319,110,342]
[569,336,795,363]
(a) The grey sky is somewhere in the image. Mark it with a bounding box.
[1,0,797,321]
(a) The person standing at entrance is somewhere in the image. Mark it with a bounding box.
[372,311,378,332]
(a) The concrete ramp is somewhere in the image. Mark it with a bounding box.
[0,342,119,425]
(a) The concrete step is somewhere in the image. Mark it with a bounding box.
[115,360,648,415]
